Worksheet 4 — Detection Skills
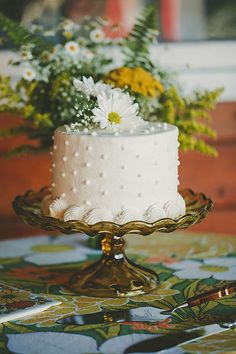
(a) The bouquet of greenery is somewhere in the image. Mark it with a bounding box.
[0,7,222,157]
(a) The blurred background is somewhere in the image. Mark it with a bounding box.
[0,0,236,237]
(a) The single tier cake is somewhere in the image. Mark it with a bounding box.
[42,122,186,223]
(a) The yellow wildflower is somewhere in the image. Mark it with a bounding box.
[22,104,35,118]
[104,67,164,97]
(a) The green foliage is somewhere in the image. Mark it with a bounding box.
[0,12,51,53]
[123,6,157,71]
[0,126,29,140]
[121,7,222,157]
[0,145,43,158]
[0,75,23,114]
[0,8,222,157]
[142,86,223,157]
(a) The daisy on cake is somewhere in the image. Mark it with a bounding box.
[42,77,185,224]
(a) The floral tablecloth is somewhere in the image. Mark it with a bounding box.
[0,232,236,354]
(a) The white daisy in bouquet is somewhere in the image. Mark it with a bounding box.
[22,67,36,81]
[90,28,105,43]
[73,76,109,97]
[64,41,80,56]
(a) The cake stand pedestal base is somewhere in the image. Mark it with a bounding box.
[69,234,159,297]
[13,188,213,297]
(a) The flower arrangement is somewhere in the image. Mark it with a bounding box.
[0,7,222,157]
[70,76,144,131]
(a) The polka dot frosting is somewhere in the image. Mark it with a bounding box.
[48,123,183,223]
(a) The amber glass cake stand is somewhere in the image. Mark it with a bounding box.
[13,188,212,298]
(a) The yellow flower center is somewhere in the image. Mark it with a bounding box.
[200,265,228,272]
[108,112,121,124]
[64,31,73,39]
[32,244,74,253]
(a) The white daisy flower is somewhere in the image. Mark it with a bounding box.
[90,28,105,43]
[73,76,110,97]
[62,19,80,31]
[20,50,32,60]
[92,90,143,129]
[81,48,94,60]
[164,258,236,280]
[22,67,36,81]
[0,234,100,265]
[64,41,80,56]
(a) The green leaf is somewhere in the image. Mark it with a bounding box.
[183,280,203,299]
[64,323,105,332]
[0,126,28,140]
[123,6,157,71]
[215,296,236,307]
[2,145,43,158]
[0,12,51,52]
[4,322,33,333]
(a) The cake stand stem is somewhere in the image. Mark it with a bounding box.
[69,234,159,297]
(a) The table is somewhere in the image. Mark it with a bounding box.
[0,231,235,354]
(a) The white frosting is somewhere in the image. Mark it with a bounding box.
[163,193,186,219]
[45,122,186,224]
[64,205,86,221]
[83,208,113,224]
[115,208,143,224]
[144,203,166,223]
[49,197,68,219]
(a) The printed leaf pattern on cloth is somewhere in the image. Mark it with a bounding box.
[0,232,235,354]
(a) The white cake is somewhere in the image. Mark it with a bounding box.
[42,122,186,224]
